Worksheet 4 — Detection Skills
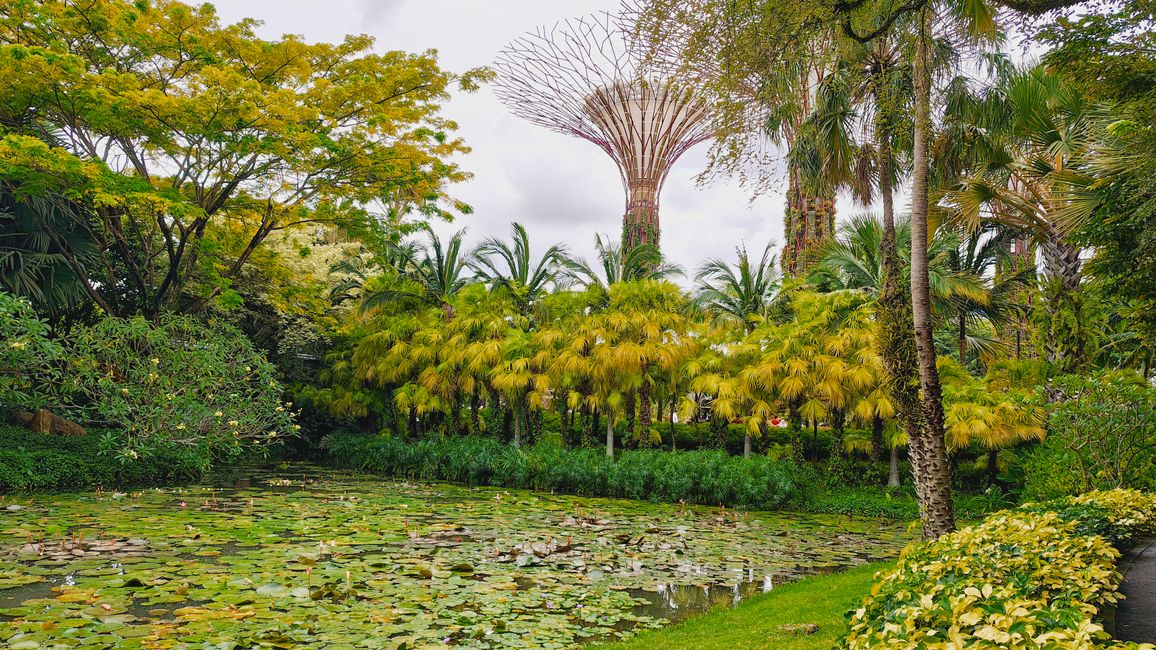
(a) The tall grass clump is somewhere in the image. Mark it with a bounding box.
[323,433,813,510]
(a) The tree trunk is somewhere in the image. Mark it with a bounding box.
[870,415,884,463]
[830,409,846,461]
[469,390,481,435]
[512,402,523,448]
[743,432,752,457]
[958,313,967,365]
[888,445,901,487]
[987,446,1000,486]
[910,7,956,540]
[605,413,615,458]
[787,403,805,464]
[625,389,637,447]
[639,369,653,447]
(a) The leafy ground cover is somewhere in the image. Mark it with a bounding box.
[844,489,1156,649]
[0,424,205,492]
[599,561,891,650]
[0,466,911,648]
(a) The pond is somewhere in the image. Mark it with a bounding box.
[0,466,912,649]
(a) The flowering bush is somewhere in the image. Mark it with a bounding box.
[842,489,1156,649]
[62,315,296,461]
[0,291,63,411]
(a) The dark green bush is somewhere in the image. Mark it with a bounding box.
[324,433,813,510]
[0,424,205,492]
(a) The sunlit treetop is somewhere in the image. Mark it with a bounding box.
[0,0,492,314]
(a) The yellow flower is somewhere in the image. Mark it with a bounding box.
[228,420,239,426]
[9,340,26,350]
[150,358,160,365]
[214,411,223,418]
[175,424,186,430]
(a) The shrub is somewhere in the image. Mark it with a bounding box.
[1024,372,1156,499]
[0,291,63,412]
[62,315,295,461]
[0,424,204,492]
[324,433,812,510]
[842,489,1156,649]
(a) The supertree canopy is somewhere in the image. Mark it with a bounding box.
[494,12,713,254]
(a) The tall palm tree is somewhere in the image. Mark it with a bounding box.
[941,67,1116,371]
[563,234,684,292]
[694,242,782,333]
[355,224,474,319]
[471,222,570,323]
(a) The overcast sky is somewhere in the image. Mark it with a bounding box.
[209,0,867,273]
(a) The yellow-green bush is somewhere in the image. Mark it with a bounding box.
[842,489,1156,649]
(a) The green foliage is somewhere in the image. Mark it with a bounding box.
[62,315,295,461]
[805,486,1012,521]
[0,424,204,492]
[324,433,812,510]
[842,489,1156,649]
[0,291,62,411]
[0,0,487,316]
[1023,371,1156,499]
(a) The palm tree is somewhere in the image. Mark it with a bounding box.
[563,234,684,292]
[943,223,1032,365]
[471,222,570,323]
[359,224,474,320]
[941,67,1116,371]
[694,242,782,333]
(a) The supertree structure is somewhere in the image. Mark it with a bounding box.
[626,0,838,277]
[493,12,713,253]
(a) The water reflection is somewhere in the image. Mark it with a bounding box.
[633,571,786,623]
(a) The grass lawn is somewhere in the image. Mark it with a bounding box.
[600,561,893,650]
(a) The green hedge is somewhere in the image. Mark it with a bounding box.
[842,489,1156,649]
[324,433,813,510]
[0,424,206,492]
[805,485,1013,521]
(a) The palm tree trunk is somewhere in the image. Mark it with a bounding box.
[910,7,956,540]
[605,413,615,458]
[830,409,846,462]
[639,369,653,447]
[888,445,901,487]
[958,313,967,365]
[512,401,523,448]
[625,389,637,447]
[870,415,884,463]
[743,432,752,457]
[987,447,1000,487]
[470,390,481,435]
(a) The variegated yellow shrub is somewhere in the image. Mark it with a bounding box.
[841,490,1156,649]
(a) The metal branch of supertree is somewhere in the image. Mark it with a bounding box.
[493,10,714,252]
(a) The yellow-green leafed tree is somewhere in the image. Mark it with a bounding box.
[0,0,490,316]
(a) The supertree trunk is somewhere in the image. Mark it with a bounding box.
[623,180,660,252]
[781,165,836,276]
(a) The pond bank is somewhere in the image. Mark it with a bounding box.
[600,561,890,650]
